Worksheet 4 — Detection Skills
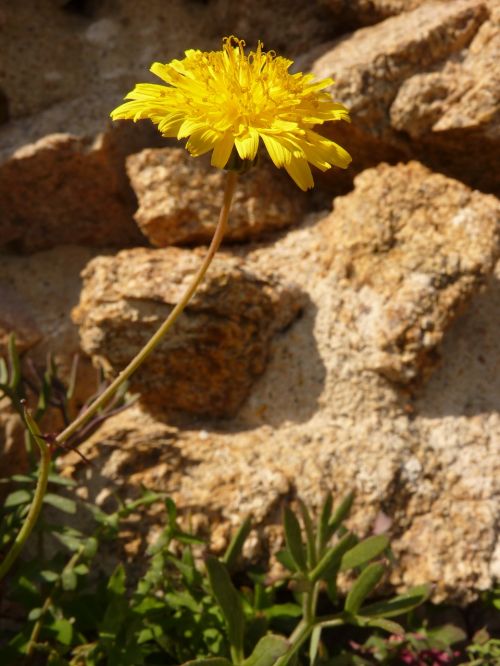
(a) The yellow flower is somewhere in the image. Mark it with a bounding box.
[111,36,351,190]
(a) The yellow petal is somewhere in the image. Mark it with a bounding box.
[211,132,235,168]
[285,156,314,191]
[234,128,259,161]
[260,133,292,167]
[186,128,220,157]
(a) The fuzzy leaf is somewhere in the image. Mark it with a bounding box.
[283,507,307,573]
[222,514,252,571]
[345,562,385,614]
[360,584,430,618]
[327,492,355,541]
[310,532,357,583]
[205,556,245,656]
[340,534,389,572]
[241,634,289,666]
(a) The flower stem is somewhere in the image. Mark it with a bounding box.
[0,411,50,581]
[0,171,238,581]
[56,170,238,446]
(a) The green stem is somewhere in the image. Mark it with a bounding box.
[27,548,83,656]
[0,171,238,581]
[0,412,51,581]
[56,170,238,446]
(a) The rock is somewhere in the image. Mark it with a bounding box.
[126,148,307,246]
[310,0,498,192]
[320,161,500,383]
[73,247,305,418]
[0,245,101,400]
[319,0,430,27]
[0,2,215,120]
[0,90,163,252]
[63,190,500,602]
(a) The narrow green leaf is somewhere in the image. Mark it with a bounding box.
[362,617,405,635]
[309,626,322,665]
[298,499,316,567]
[327,492,355,541]
[0,357,8,384]
[340,534,389,572]
[28,607,43,621]
[275,549,297,572]
[241,634,289,666]
[310,532,357,583]
[283,507,307,573]
[43,493,77,514]
[182,657,232,666]
[7,333,22,391]
[107,563,126,596]
[205,556,245,656]
[222,515,252,571]
[360,584,430,618]
[344,562,385,614]
[318,493,333,550]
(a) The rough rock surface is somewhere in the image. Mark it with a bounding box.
[0,91,162,252]
[321,162,500,383]
[73,248,305,418]
[320,0,430,27]
[67,163,500,603]
[0,245,101,393]
[126,148,307,246]
[310,0,499,192]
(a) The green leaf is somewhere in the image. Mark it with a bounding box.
[360,584,430,618]
[327,492,355,541]
[182,657,232,666]
[222,514,252,571]
[8,333,22,391]
[0,357,8,384]
[241,634,289,666]
[310,532,357,583]
[275,549,297,572]
[298,499,316,567]
[340,535,389,572]
[283,507,307,573]
[262,603,302,620]
[48,617,74,646]
[309,626,322,665]
[82,537,98,559]
[108,563,126,596]
[362,617,404,635]
[4,489,31,507]
[28,607,43,621]
[427,623,467,647]
[344,562,385,614]
[205,556,245,656]
[318,493,333,550]
[61,569,78,591]
[43,493,77,514]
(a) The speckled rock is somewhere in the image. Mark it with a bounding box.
[0,245,101,396]
[126,148,307,246]
[0,90,163,252]
[66,202,500,603]
[310,0,498,192]
[319,0,430,27]
[73,247,305,418]
[320,161,500,383]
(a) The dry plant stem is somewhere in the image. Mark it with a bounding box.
[56,169,238,446]
[0,171,238,582]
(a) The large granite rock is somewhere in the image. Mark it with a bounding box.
[73,248,305,418]
[0,91,162,252]
[310,0,499,193]
[65,161,500,604]
[126,148,307,246]
[321,161,500,383]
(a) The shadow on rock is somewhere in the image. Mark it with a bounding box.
[416,276,500,418]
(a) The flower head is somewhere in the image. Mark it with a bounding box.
[111,36,351,190]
